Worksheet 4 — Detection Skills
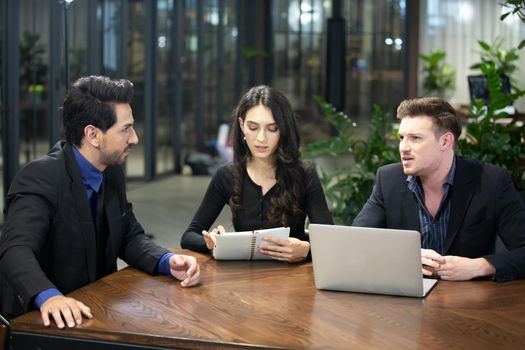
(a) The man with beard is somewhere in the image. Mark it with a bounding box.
[353,97,525,282]
[0,76,200,328]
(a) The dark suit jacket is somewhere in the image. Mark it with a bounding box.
[0,141,169,316]
[353,156,525,281]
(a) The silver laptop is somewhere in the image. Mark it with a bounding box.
[309,224,438,297]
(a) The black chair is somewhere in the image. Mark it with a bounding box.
[0,313,10,350]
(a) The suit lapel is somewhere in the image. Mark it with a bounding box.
[103,175,122,268]
[401,188,420,231]
[445,157,475,253]
[64,144,98,282]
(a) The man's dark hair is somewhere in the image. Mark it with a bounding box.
[397,97,462,145]
[62,76,134,146]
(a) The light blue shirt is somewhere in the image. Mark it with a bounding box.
[406,157,456,255]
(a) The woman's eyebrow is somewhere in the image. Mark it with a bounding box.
[246,120,277,126]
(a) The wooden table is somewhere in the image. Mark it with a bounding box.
[8,249,525,349]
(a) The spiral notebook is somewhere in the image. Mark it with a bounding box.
[212,227,290,260]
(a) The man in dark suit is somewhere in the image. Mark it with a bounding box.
[0,76,200,328]
[353,97,525,282]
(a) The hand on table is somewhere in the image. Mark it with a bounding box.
[169,254,201,287]
[40,295,92,329]
[421,249,445,277]
[434,255,495,281]
[421,249,496,281]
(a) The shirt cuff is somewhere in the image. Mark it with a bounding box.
[34,288,63,309]
[156,252,176,275]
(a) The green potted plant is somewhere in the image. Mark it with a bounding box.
[463,7,525,190]
[303,97,398,224]
[20,31,48,99]
[458,61,525,190]
[420,49,455,98]
[470,38,523,87]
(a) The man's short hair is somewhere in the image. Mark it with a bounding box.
[62,76,134,146]
[397,97,462,144]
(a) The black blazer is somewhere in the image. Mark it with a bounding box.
[353,156,525,281]
[0,141,168,316]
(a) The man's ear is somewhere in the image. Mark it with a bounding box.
[84,125,100,147]
[441,132,454,150]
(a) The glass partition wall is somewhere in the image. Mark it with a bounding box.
[18,0,51,166]
[344,0,406,123]
[272,0,407,143]
[1,0,409,212]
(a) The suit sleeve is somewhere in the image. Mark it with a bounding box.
[352,167,387,228]
[180,167,231,253]
[0,163,58,312]
[112,167,169,274]
[482,171,525,281]
[118,202,170,274]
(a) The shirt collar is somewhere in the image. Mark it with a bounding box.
[444,155,456,186]
[72,146,103,192]
[406,155,457,188]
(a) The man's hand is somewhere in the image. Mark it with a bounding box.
[436,256,496,281]
[260,237,310,262]
[169,254,200,287]
[40,295,92,328]
[421,249,445,276]
[202,225,226,251]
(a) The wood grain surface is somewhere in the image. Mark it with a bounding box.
[9,249,525,349]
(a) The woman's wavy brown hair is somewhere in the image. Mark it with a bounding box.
[229,85,305,225]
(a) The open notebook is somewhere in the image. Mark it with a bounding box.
[212,227,290,260]
[309,224,438,297]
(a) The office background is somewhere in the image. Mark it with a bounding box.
[1,0,525,226]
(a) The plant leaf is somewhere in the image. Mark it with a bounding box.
[478,40,491,51]
[500,12,512,21]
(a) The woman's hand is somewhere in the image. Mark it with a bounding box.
[202,225,226,251]
[259,236,310,262]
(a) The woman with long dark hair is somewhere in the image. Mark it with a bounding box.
[180,85,333,262]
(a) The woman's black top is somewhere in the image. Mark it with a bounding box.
[180,163,334,253]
